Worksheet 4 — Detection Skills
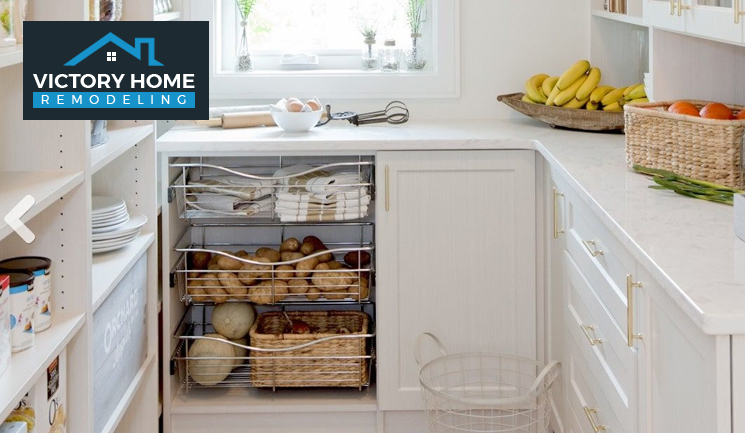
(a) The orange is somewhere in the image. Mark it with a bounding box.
[737,109,745,120]
[667,101,700,117]
[700,102,734,120]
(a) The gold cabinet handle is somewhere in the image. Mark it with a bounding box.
[736,0,744,24]
[553,187,564,239]
[626,274,643,347]
[384,165,390,212]
[677,0,690,16]
[582,240,604,257]
[581,324,603,346]
[670,0,676,15]
[583,406,607,432]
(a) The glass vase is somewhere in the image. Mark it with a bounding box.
[405,33,427,70]
[0,0,15,47]
[361,37,378,70]
[236,24,252,72]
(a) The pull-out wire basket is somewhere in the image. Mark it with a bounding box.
[169,158,374,221]
[173,310,374,392]
[173,222,374,305]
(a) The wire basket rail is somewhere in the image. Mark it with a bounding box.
[416,333,560,433]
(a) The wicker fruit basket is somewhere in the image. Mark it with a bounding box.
[249,311,372,388]
[625,101,745,189]
[497,93,625,132]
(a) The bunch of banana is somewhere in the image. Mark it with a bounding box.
[522,59,649,113]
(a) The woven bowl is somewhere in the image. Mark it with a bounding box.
[497,93,625,132]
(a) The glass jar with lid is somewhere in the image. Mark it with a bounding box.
[380,39,400,72]
[405,33,428,70]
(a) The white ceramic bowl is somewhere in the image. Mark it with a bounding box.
[271,110,323,133]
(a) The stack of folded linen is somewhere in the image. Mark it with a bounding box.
[186,176,275,217]
[273,165,371,222]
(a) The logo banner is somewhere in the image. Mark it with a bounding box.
[24,21,209,120]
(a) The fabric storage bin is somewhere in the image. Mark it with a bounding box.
[248,311,371,388]
[625,101,745,189]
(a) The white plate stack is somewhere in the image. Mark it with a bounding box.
[92,196,148,254]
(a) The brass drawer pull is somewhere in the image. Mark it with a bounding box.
[553,187,564,239]
[626,274,644,347]
[736,0,745,23]
[582,240,604,257]
[670,0,676,15]
[581,324,603,346]
[583,406,607,432]
[677,0,690,16]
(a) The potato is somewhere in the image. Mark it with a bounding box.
[191,252,212,270]
[281,252,304,263]
[294,256,319,278]
[306,287,321,301]
[188,271,200,279]
[218,272,248,298]
[217,255,243,271]
[208,253,222,267]
[280,237,300,253]
[312,271,354,292]
[324,292,348,301]
[249,280,288,304]
[274,265,295,281]
[315,262,330,271]
[255,247,281,263]
[208,264,220,271]
[327,261,344,270]
[316,249,333,263]
[344,251,371,268]
[288,278,309,294]
[238,257,272,286]
[302,236,326,251]
[348,277,369,301]
[299,242,315,256]
[235,250,249,258]
[187,282,209,303]
[204,279,228,304]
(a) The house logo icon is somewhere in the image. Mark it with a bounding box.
[64,32,163,66]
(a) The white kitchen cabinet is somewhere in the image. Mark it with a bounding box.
[376,150,537,412]
[644,0,687,31]
[636,266,732,433]
[686,0,743,44]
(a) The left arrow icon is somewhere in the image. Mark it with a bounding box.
[5,195,36,243]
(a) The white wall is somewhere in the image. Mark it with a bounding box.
[209,0,592,120]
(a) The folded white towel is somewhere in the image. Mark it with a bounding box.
[279,209,369,223]
[273,165,366,194]
[276,190,368,203]
[188,176,274,201]
[275,197,370,212]
[187,195,273,216]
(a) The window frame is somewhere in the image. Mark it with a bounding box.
[190,0,460,99]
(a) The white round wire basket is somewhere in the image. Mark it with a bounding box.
[415,333,560,433]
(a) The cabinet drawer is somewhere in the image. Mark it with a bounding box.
[565,193,635,333]
[566,330,629,433]
[565,252,636,410]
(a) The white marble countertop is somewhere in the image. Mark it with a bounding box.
[158,119,745,335]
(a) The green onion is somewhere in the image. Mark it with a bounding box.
[633,165,744,206]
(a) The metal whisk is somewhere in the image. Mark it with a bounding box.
[316,101,409,126]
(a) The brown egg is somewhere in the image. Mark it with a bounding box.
[306,100,322,111]
[287,97,301,104]
[288,101,305,112]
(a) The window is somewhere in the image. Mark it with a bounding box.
[190,0,460,99]
[107,51,116,61]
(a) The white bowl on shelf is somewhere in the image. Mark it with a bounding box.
[270,110,323,133]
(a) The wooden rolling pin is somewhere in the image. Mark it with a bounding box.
[180,110,327,129]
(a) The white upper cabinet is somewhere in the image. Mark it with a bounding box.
[687,0,743,44]
[375,150,537,412]
[645,0,745,44]
[644,0,687,31]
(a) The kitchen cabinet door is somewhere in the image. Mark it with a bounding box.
[636,267,731,433]
[686,0,743,44]
[545,165,567,433]
[375,150,536,411]
[644,0,687,31]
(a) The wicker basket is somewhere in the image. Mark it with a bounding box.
[625,101,745,189]
[497,93,625,132]
[249,311,371,388]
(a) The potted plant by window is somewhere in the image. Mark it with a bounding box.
[236,0,257,72]
[403,0,427,70]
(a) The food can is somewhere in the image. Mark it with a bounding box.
[8,271,34,353]
[0,257,52,332]
[0,274,10,376]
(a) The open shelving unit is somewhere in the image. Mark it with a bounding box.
[0,1,159,433]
